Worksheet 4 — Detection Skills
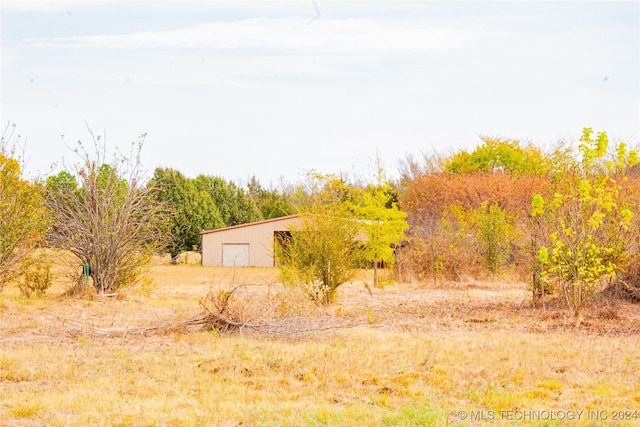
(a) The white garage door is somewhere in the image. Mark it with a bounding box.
[222,244,250,267]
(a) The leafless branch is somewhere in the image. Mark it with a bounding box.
[45,127,168,294]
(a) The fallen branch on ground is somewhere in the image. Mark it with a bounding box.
[58,283,381,339]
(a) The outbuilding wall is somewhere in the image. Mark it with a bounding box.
[200,215,300,267]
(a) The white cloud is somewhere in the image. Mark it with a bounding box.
[32,18,491,53]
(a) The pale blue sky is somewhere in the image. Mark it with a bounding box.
[1,0,638,185]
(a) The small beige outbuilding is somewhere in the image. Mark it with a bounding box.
[200,215,300,267]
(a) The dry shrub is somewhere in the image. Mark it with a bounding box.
[397,209,480,284]
[18,254,53,297]
[190,282,352,339]
[45,130,167,295]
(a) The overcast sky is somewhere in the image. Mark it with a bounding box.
[1,0,638,185]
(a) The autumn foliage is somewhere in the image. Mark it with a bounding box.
[399,170,550,282]
[0,126,49,291]
[398,131,640,313]
[533,129,639,313]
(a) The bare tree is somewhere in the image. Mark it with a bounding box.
[45,127,167,294]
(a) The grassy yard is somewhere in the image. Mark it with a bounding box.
[1,263,640,426]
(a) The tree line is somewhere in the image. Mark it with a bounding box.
[1,123,639,314]
[398,129,640,313]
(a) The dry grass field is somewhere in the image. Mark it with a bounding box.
[2,260,640,426]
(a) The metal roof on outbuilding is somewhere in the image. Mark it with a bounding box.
[200,214,300,236]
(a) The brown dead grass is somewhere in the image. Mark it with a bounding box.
[1,264,640,426]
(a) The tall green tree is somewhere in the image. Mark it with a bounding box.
[195,175,262,227]
[150,168,224,259]
[246,175,295,219]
